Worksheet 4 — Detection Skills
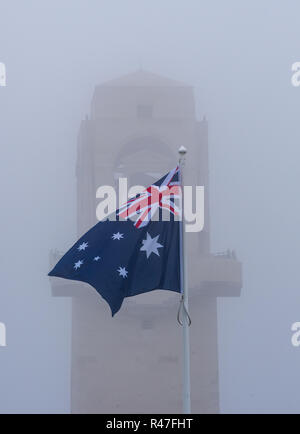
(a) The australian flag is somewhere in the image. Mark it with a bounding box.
[48,167,181,315]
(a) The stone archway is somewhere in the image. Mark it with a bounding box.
[114,136,176,188]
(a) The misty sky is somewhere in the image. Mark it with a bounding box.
[0,0,300,413]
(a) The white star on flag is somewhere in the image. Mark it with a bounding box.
[78,241,88,251]
[74,260,83,270]
[140,233,163,259]
[112,232,124,240]
[117,266,128,278]
[93,256,101,261]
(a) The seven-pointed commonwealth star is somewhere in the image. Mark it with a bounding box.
[117,266,128,278]
[112,232,124,240]
[78,241,88,251]
[140,233,163,259]
[74,260,83,270]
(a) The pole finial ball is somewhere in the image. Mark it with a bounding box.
[178,146,187,156]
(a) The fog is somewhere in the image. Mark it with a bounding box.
[0,0,300,413]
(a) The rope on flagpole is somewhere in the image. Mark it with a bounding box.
[177,295,192,327]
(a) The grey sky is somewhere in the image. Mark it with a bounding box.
[0,0,300,413]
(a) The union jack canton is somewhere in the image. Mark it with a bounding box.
[118,166,181,228]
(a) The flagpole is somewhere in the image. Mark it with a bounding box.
[178,146,191,414]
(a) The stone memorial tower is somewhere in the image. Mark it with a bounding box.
[50,70,242,413]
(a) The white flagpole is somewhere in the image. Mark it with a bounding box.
[178,146,191,414]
